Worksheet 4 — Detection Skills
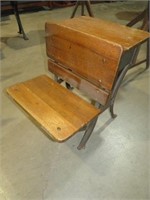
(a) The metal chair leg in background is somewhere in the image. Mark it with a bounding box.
[11,1,28,40]
[71,0,94,18]
[146,38,149,69]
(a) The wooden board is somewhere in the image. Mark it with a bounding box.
[46,19,123,91]
[48,59,110,106]
[7,75,101,142]
[46,16,150,50]
[46,17,149,92]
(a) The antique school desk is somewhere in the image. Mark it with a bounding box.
[7,17,150,149]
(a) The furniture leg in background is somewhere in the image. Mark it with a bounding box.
[126,2,149,69]
[71,0,94,18]
[11,1,28,40]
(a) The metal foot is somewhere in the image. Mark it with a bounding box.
[77,117,98,150]
[109,104,117,119]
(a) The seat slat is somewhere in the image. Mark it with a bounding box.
[7,75,100,142]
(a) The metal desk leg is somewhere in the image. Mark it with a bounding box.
[109,64,130,119]
[126,3,149,69]
[71,1,80,18]
[71,0,94,18]
[77,117,98,150]
[109,49,137,119]
[146,38,149,69]
[81,1,85,16]
[85,0,94,17]
[11,1,28,40]
[77,101,100,150]
[109,101,117,119]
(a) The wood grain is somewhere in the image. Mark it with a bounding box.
[7,75,101,142]
[46,16,150,50]
[46,23,123,91]
[45,16,149,92]
[48,59,110,105]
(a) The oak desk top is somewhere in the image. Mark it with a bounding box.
[46,16,150,51]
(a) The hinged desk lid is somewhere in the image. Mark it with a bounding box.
[46,16,150,51]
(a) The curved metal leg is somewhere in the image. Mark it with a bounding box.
[109,55,135,119]
[109,48,137,118]
[109,101,117,119]
[77,117,98,150]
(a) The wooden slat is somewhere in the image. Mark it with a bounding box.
[46,16,150,50]
[46,25,123,91]
[45,23,122,61]
[45,16,149,92]
[48,59,109,105]
[7,75,100,142]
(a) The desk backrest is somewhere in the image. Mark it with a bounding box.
[45,17,123,105]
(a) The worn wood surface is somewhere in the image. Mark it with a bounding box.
[46,20,123,92]
[46,16,150,50]
[46,16,149,92]
[7,75,100,142]
[48,59,109,105]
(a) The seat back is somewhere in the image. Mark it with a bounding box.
[45,17,123,105]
